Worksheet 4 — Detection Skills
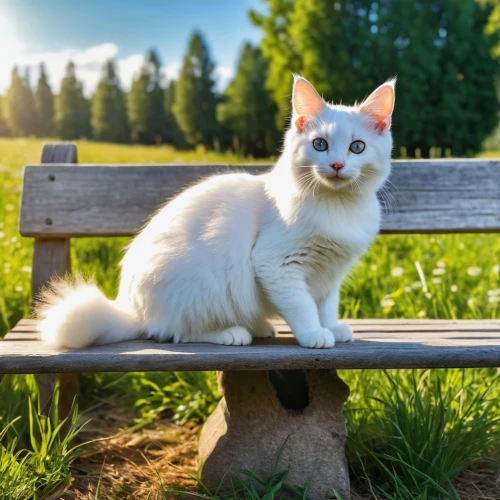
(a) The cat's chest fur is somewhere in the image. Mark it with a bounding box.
[271,194,379,298]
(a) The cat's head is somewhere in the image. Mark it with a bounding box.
[286,76,395,195]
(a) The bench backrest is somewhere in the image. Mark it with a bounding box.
[18,144,500,306]
[20,159,500,238]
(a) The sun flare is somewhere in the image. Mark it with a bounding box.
[0,10,22,60]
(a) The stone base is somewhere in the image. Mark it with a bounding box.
[198,370,350,499]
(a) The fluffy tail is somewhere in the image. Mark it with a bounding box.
[35,277,140,348]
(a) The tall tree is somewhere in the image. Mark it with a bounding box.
[127,49,166,144]
[6,66,36,136]
[0,95,11,137]
[35,63,54,137]
[249,0,301,129]
[55,62,90,140]
[91,60,129,142]
[218,44,277,157]
[164,80,186,148]
[251,0,500,157]
[173,32,218,147]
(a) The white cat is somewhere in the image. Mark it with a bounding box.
[37,76,395,349]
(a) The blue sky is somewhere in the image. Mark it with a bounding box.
[0,0,265,94]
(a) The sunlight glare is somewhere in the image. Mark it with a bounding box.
[0,10,22,60]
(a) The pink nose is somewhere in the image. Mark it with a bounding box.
[330,163,344,173]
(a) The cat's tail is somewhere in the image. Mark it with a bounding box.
[35,276,141,348]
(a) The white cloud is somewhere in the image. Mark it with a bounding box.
[0,43,234,97]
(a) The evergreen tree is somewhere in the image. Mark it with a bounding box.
[127,49,166,144]
[35,63,54,137]
[218,44,277,157]
[0,95,11,137]
[55,62,90,140]
[173,32,218,147]
[91,60,129,142]
[164,80,186,148]
[249,0,301,129]
[6,66,37,136]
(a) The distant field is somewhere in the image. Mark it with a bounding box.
[0,138,499,498]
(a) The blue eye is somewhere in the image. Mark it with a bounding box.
[312,138,328,151]
[349,140,365,154]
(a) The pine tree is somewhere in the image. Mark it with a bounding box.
[35,63,54,137]
[55,62,90,140]
[6,66,37,136]
[164,80,186,148]
[91,60,129,142]
[0,95,11,137]
[127,49,166,144]
[217,44,277,157]
[173,32,218,147]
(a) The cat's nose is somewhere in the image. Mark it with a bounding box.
[330,163,344,173]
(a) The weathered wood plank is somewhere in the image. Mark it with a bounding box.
[20,160,500,237]
[41,143,78,164]
[9,318,500,334]
[1,319,499,373]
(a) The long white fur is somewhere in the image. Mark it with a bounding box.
[37,77,395,349]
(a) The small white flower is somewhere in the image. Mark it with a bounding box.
[5,204,14,212]
[432,268,446,276]
[418,310,426,318]
[459,243,465,250]
[10,236,17,243]
[425,292,432,299]
[381,298,395,308]
[391,267,404,277]
[21,266,31,273]
[487,289,500,296]
[467,297,477,307]
[467,266,482,277]
[432,278,442,284]
[404,286,412,293]
[370,264,378,271]
[0,232,4,239]
[451,284,458,293]
[437,260,447,268]
[493,265,500,275]
[411,281,423,289]
[489,296,500,304]
[15,285,23,292]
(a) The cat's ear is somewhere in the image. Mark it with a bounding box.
[292,76,325,132]
[360,78,396,133]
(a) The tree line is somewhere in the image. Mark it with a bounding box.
[0,32,276,158]
[0,0,499,158]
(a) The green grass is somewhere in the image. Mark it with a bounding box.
[1,138,499,498]
[0,376,84,499]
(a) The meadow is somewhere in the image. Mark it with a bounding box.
[0,138,499,499]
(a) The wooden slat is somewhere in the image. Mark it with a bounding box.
[1,319,499,373]
[19,160,500,237]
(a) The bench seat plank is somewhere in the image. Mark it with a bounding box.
[1,319,499,373]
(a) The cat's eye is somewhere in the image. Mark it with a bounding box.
[349,140,365,154]
[312,138,328,151]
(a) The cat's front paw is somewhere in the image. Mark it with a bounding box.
[327,323,353,343]
[296,327,335,349]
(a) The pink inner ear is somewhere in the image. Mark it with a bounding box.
[293,77,324,118]
[360,83,395,130]
[295,116,308,132]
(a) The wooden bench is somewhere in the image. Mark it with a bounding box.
[1,144,500,499]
